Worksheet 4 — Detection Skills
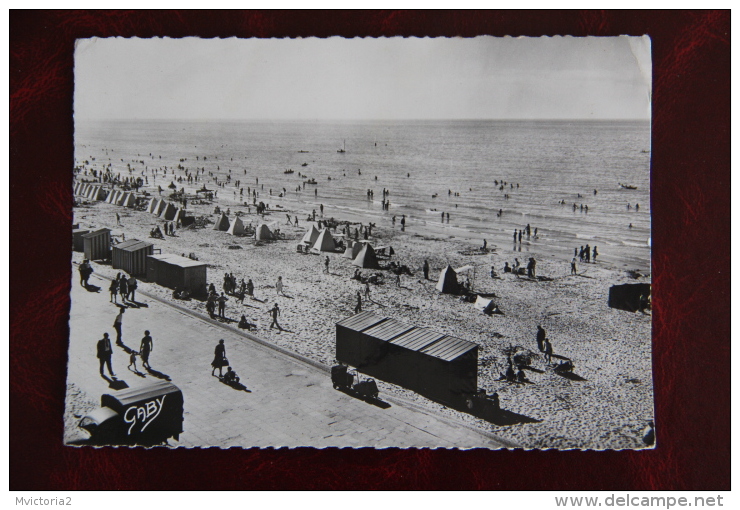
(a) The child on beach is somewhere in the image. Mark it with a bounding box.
[128,351,139,372]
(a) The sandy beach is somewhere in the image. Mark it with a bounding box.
[71,182,653,450]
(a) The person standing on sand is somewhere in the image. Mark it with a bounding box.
[269,303,283,331]
[247,278,254,297]
[217,292,228,318]
[513,230,518,243]
[354,291,362,314]
[423,260,430,280]
[536,325,546,352]
[592,246,599,262]
[324,256,330,274]
[400,215,406,231]
[116,212,121,226]
[544,338,553,364]
[276,276,284,296]
[364,282,371,300]
[571,257,578,275]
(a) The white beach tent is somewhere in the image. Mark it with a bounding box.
[474,296,500,315]
[146,198,158,214]
[162,202,178,220]
[352,243,380,269]
[226,216,246,236]
[121,193,136,208]
[213,213,230,231]
[436,265,459,294]
[300,225,320,246]
[155,200,167,216]
[255,223,275,241]
[310,228,336,253]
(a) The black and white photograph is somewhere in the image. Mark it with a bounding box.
[66,35,653,450]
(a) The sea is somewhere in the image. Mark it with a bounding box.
[75,119,652,270]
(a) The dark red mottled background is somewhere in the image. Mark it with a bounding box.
[9,10,730,490]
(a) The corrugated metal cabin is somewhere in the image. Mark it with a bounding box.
[336,314,479,409]
[112,239,154,276]
[147,254,207,297]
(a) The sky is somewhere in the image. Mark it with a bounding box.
[74,36,651,121]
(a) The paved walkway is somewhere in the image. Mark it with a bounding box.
[67,269,513,448]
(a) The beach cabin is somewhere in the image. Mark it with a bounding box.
[608,283,651,312]
[112,239,154,276]
[72,228,89,252]
[82,228,111,262]
[336,313,479,409]
[146,254,207,297]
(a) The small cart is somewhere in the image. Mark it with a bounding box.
[331,365,379,400]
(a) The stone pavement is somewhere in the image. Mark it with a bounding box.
[66,268,514,448]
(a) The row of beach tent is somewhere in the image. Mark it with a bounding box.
[73,182,108,202]
[300,225,381,269]
[146,197,183,223]
[212,212,275,240]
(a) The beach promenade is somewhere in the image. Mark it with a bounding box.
[66,268,514,449]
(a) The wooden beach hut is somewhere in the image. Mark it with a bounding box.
[336,314,479,409]
[608,283,651,312]
[82,228,112,261]
[112,239,154,276]
[72,228,89,252]
[147,254,207,297]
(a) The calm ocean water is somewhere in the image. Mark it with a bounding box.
[75,119,651,269]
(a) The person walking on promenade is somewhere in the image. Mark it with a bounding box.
[276,276,284,296]
[128,351,139,373]
[324,256,330,274]
[140,330,153,370]
[79,259,93,287]
[97,332,115,378]
[211,339,227,377]
[109,279,119,303]
[217,292,228,318]
[423,260,430,280]
[355,291,362,314]
[119,275,129,303]
[269,303,283,331]
[113,308,125,346]
[127,275,137,301]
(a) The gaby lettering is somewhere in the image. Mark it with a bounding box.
[123,395,166,435]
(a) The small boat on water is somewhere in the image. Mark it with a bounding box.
[301,162,308,167]
[298,150,309,153]
[619,183,638,190]
[304,178,317,185]
[337,140,346,153]
[284,169,294,174]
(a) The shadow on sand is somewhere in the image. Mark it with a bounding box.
[83,283,101,293]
